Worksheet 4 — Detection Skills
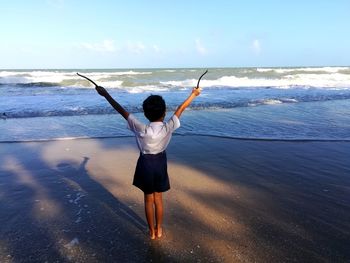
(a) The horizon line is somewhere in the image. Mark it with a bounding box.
[1,65,349,70]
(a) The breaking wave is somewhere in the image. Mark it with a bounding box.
[1,67,350,91]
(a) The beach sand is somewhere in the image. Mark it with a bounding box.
[0,136,349,262]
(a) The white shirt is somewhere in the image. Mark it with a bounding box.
[127,114,180,154]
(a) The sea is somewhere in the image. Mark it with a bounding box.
[1,67,350,142]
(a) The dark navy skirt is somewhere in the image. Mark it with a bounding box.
[133,151,170,194]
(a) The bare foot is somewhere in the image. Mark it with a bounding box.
[156,227,163,238]
[149,229,156,240]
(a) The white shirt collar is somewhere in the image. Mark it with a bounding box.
[149,121,164,126]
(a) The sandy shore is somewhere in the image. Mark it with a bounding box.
[0,136,349,262]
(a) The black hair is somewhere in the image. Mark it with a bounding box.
[143,95,166,122]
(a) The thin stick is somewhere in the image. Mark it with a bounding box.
[196,70,208,89]
[76,72,98,87]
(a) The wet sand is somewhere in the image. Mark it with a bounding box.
[0,136,349,262]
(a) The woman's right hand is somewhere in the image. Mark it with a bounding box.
[192,87,201,96]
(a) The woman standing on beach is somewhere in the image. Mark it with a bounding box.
[94,85,201,239]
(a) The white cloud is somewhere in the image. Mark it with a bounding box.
[195,39,207,55]
[81,40,116,52]
[127,42,146,54]
[152,45,161,53]
[252,39,262,54]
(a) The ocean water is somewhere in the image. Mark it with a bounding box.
[1,67,350,142]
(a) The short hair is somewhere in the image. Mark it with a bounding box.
[143,95,166,122]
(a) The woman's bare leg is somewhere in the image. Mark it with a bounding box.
[144,193,156,239]
[154,192,163,238]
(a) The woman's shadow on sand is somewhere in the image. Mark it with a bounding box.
[56,156,147,233]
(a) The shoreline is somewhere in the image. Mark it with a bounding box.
[2,133,350,144]
[1,136,349,262]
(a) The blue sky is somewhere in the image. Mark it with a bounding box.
[1,0,350,68]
